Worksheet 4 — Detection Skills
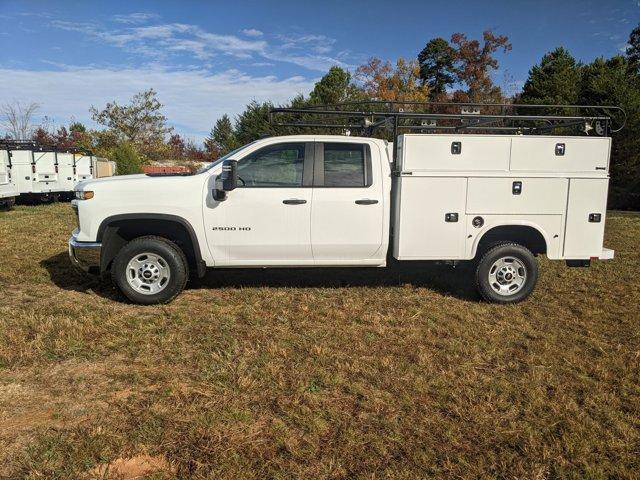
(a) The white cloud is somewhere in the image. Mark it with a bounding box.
[241,28,263,37]
[0,66,316,140]
[51,21,267,61]
[111,12,160,24]
[48,19,347,71]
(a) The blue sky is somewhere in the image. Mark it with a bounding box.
[0,0,638,141]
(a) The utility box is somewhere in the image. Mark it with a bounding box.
[392,134,611,262]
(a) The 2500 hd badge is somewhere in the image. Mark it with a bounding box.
[212,226,251,231]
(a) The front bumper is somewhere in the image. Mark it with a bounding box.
[68,231,101,274]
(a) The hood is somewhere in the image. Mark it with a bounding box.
[75,174,148,190]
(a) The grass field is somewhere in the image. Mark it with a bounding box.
[0,203,638,479]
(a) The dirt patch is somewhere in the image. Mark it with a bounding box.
[86,454,174,479]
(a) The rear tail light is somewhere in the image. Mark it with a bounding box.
[73,166,77,175]
[55,165,58,173]
[31,164,36,174]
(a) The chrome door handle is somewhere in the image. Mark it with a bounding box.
[283,199,307,205]
[355,199,378,205]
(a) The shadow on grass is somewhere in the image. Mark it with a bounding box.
[188,259,480,301]
[42,251,480,302]
[40,252,121,301]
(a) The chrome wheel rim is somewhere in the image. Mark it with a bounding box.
[488,256,527,296]
[126,252,171,295]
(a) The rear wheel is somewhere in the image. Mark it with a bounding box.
[475,243,538,303]
[111,236,188,304]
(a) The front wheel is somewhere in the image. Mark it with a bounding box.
[475,243,538,303]
[111,236,189,304]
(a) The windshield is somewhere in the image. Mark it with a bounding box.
[196,141,259,174]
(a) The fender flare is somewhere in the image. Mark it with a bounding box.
[97,213,206,277]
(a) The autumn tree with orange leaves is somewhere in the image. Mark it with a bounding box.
[450,31,512,101]
[355,57,430,104]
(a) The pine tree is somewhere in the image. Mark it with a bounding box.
[518,47,582,106]
[208,114,238,156]
[417,38,457,98]
[626,23,640,69]
[309,66,359,105]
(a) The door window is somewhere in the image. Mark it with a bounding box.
[237,143,306,187]
[321,143,371,187]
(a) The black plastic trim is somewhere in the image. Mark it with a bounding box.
[96,213,206,277]
[566,259,591,267]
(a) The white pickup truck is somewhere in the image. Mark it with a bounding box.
[69,104,616,305]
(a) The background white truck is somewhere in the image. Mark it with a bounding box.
[0,142,97,203]
[0,147,17,208]
[68,102,617,304]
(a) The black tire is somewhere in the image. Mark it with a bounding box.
[111,236,189,305]
[0,197,15,210]
[475,243,538,303]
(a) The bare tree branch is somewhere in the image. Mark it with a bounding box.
[0,101,40,140]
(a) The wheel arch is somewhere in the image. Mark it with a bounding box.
[472,222,549,259]
[97,213,206,277]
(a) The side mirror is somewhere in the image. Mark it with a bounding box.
[221,159,238,191]
[213,159,238,201]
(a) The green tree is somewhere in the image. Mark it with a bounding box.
[626,23,640,69]
[69,121,87,134]
[580,55,640,209]
[518,47,582,106]
[309,66,360,105]
[417,38,457,99]
[234,101,274,145]
[90,89,172,145]
[207,114,238,155]
[111,141,143,175]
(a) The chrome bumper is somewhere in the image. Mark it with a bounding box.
[68,233,101,273]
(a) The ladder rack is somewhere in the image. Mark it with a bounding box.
[0,139,94,156]
[269,101,626,138]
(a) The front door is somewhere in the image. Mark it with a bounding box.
[205,142,315,266]
[311,141,385,263]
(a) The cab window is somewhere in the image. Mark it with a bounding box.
[323,143,366,187]
[237,143,306,187]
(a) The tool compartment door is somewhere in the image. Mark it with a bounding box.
[466,177,568,215]
[33,152,58,185]
[401,134,511,172]
[564,178,609,259]
[57,153,76,190]
[0,150,9,186]
[75,155,93,181]
[510,137,611,173]
[393,177,467,259]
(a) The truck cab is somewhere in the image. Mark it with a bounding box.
[68,103,617,305]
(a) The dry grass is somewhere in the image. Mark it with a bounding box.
[0,203,639,479]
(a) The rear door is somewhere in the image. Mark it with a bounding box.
[75,155,94,181]
[0,150,10,188]
[310,141,384,263]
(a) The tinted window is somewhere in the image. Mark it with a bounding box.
[324,143,365,187]
[238,143,305,187]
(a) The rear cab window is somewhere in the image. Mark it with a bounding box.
[316,142,372,187]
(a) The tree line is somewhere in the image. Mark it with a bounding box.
[2,26,639,208]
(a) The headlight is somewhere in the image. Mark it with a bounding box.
[75,190,94,200]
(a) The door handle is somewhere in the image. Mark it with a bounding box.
[282,199,307,205]
[355,199,379,205]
